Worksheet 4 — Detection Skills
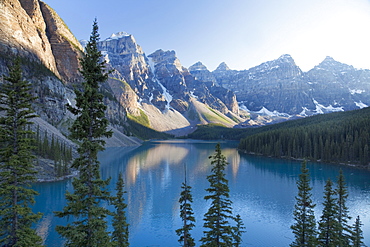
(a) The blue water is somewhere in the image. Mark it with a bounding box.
[32,140,370,246]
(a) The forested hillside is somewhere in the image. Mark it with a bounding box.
[238,107,370,166]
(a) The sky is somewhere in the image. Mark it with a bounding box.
[42,0,370,71]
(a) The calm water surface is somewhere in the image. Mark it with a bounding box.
[32,140,370,246]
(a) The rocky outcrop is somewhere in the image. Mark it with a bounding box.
[216,62,230,71]
[148,49,188,101]
[0,0,141,149]
[0,0,82,131]
[96,34,242,131]
[246,54,310,114]
[97,32,241,124]
[204,54,370,116]
[304,56,370,112]
[39,1,83,84]
[0,0,82,83]
[212,54,311,114]
[106,77,139,116]
[188,61,238,115]
[97,33,158,100]
[188,61,216,84]
[0,0,59,76]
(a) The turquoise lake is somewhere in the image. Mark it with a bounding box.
[32,140,370,246]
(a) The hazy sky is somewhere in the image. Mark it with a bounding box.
[42,0,370,71]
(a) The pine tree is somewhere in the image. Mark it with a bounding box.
[176,165,195,247]
[350,216,366,247]
[318,178,341,246]
[50,134,55,160]
[42,130,48,157]
[336,169,352,246]
[0,57,43,246]
[232,214,246,247]
[54,19,113,246]
[200,143,237,247]
[290,161,317,247]
[111,173,129,247]
[36,124,41,154]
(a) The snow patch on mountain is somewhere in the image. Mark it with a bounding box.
[355,101,368,109]
[148,57,173,110]
[313,99,344,114]
[256,107,291,117]
[158,82,173,110]
[299,107,311,117]
[190,91,198,99]
[240,104,291,118]
[148,57,156,76]
[101,51,110,63]
[106,32,130,41]
[349,89,365,95]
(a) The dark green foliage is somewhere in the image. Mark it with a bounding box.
[176,166,196,247]
[200,143,237,247]
[0,51,56,80]
[351,216,366,247]
[318,179,341,246]
[33,129,73,177]
[232,214,246,247]
[125,116,173,140]
[111,173,129,247]
[54,19,113,246]
[290,161,317,247]
[239,107,370,166]
[336,169,352,246]
[127,109,150,127]
[186,124,250,140]
[0,57,43,246]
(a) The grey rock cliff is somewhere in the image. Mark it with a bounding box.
[0,0,139,149]
[204,54,370,116]
[0,0,83,83]
[98,33,240,118]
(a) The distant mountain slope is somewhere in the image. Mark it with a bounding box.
[191,55,370,117]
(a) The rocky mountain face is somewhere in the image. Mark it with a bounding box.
[304,56,370,113]
[199,55,370,117]
[97,34,241,133]
[2,0,370,145]
[0,0,242,148]
[0,0,137,149]
[0,0,83,83]
[1,0,74,126]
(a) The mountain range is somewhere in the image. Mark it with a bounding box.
[1,0,369,148]
[199,54,370,116]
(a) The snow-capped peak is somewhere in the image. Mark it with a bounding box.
[106,32,130,41]
[189,61,208,71]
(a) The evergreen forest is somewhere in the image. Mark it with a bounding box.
[238,107,370,166]
[33,127,73,177]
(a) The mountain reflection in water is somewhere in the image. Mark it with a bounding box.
[32,140,370,247]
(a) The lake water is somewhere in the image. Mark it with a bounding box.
[32,140,370,246]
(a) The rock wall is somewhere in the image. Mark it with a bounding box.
[207,54,370,115]
[39,1,83,84]
[0,0,82,83]
[0,0,59,76]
